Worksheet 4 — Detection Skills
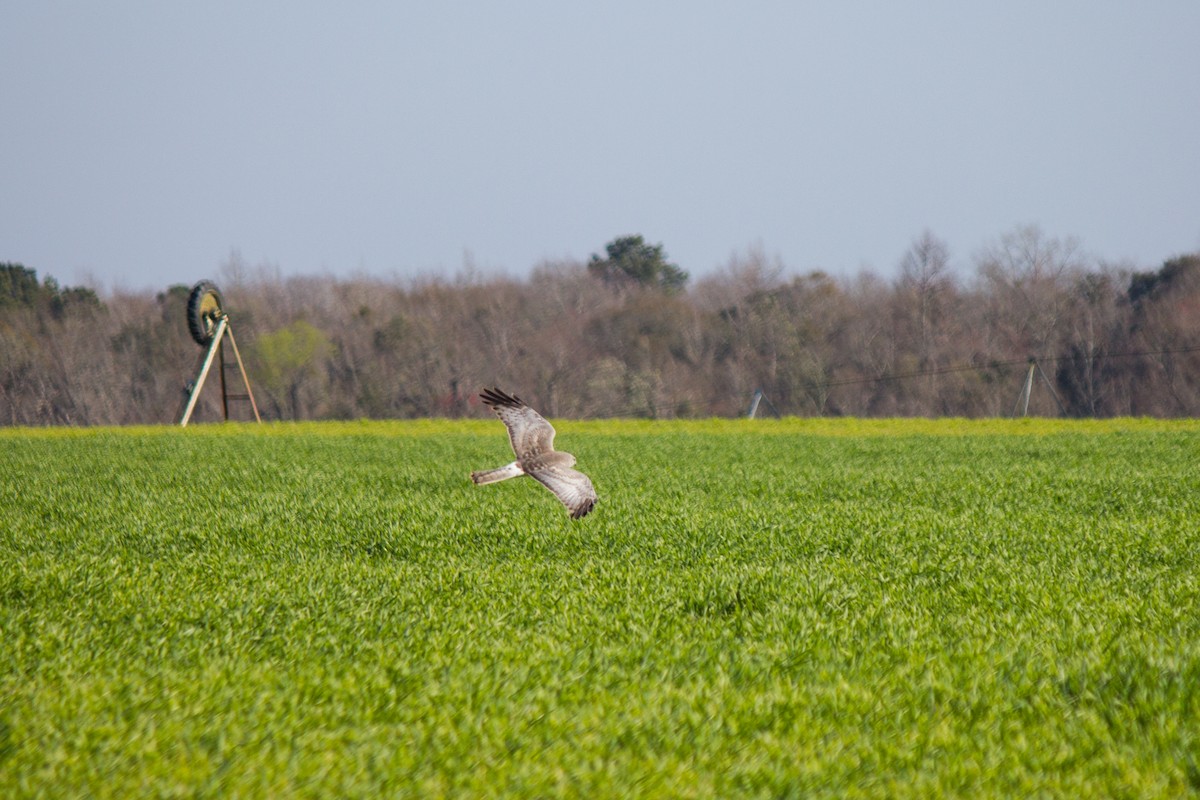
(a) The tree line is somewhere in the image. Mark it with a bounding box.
[2,228,1198,426]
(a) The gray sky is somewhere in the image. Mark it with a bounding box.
[3,2,1199,292]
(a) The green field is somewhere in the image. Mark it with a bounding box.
[2,419,1199,797]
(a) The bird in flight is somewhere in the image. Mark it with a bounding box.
[471,387,598,519]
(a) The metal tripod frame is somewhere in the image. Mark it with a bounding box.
[179,315,262,426]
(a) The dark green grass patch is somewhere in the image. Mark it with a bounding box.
[2,420,1199,797]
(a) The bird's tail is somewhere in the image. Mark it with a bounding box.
[470,461,524,485]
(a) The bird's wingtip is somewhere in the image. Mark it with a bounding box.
[571,498,597,519]
[480,387,523,408]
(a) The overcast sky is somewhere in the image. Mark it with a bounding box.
[3,2,1199,292]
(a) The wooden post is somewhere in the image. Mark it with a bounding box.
[1012,361,1036,417]
[747,389,763,419]
[219,338,229,421]
[224,326,262,423]
[1034,360,1068,416]
[179,317,227,427]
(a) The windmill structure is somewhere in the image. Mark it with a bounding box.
[178,280,261,426]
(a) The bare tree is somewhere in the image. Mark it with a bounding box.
[4,236,1199,424]
[892,231,956,414]
[976,224,1086,357]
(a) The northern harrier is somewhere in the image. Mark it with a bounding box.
[471,387,598,519]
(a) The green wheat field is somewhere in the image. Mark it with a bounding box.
[2,418,1199,797]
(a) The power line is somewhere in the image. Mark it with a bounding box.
[589,343,1200,418]
[815,343,1200,390]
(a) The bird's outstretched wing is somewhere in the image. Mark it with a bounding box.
[476,387,598,519]
[527,465,598,519]
[479,387,556,459]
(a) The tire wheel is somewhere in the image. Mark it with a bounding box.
[186,280,225,345]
